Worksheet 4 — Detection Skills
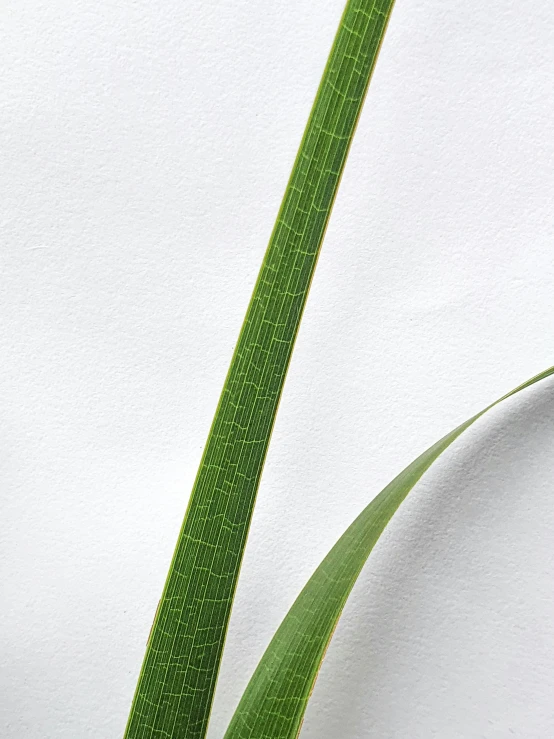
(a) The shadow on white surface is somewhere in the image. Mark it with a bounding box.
[300,384,554,738]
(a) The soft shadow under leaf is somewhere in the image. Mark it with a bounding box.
[224,366,554,739]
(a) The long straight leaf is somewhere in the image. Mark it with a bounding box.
[225,366,554,739]
[124,1,396,737]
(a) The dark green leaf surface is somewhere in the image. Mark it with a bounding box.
[225,366,554,739]
[124,1,396,737]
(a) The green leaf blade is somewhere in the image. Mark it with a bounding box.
[224,367,554,739]
[124,2,396,737]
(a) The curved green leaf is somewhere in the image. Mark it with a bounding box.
[225,366,554,739]
[124,1,396,737]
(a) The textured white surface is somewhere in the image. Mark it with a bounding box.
[2,0,554,737]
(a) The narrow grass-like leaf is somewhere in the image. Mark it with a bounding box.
[124,1,396,737]
[225,366,554,739]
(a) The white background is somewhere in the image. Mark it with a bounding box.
[2,0,554,737]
